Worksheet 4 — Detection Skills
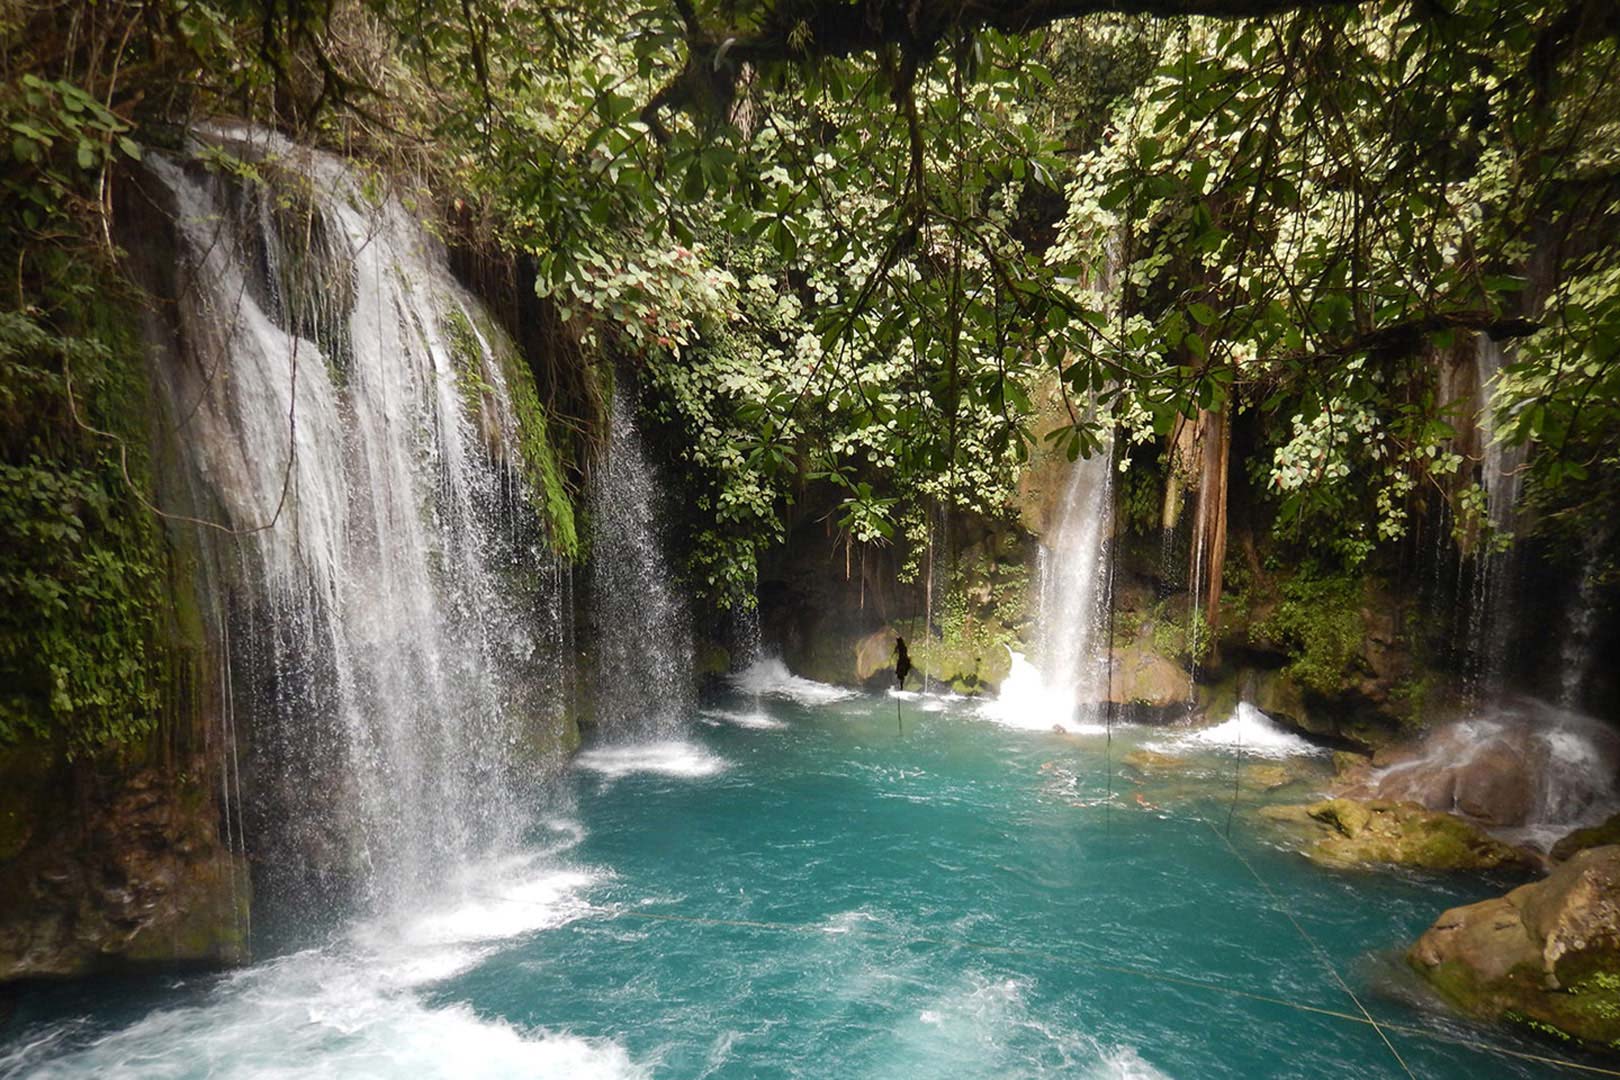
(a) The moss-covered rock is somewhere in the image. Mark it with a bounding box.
[1553,815,1620,864]
[1109,639,1192,707]
[1260,797,1534,871]
[1409,846,1620,1048]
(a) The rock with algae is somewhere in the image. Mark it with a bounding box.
[1259,797,1534,871]
[1553,814,1620,864]
[1408,845,1620,1049]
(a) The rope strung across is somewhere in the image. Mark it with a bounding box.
[605,896,1618,1076]
[1202,816,1417,1080]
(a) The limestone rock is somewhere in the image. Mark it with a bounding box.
[1260,797,1533,872]
[0,757,249,981]
[1108,641,1192,707]
[1409,846,1620,1047]
[1370,703,1620,832]
[1451,740,1534,826]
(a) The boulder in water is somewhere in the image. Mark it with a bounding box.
[1260,797,1534,871]
[1408,845,1620,1047]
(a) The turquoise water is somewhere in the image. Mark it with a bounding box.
[1,679,1601,1078]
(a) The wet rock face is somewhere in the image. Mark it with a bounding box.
[0,754,249,980]
[1363,702,1620,837]
[1408,845,1620,1047]
[1259,797,1535,872]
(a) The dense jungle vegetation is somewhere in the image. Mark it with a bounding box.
[4,0,1619,746]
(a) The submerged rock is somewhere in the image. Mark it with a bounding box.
[1260,797,1533,871]
[1408,845,1620,1048]
[1122,749,1189,773]
[1240,764,1295,792]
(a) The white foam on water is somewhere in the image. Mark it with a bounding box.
[12,946,645,1080]
[8,841,636,1080]
[345,851,604,986]
[575,740,729,780]
[398,869,601,949]
[887,689,962,714]
[1159,703,1324,759]
[883,971,1166,1079]
[1090,1045,1174,1079]
[730,658,858,705]
[980,650,1111,733]
[698,707,785,730]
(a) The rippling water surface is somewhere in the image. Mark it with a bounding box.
[2,682,1596,1078]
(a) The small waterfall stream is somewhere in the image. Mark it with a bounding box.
[586,387,694,737]
[990,439,1116,730]
[146,128,568,915]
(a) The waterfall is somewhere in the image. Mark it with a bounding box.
[1467,334,1528,696]
[989,439,1116,730]
[586,387,694,736]
[143,128,569,916]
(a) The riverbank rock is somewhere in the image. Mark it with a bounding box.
[1408,845,1620,1047]
[854,626,899,682]
[1259,797,1534,871]
[1553,814,1620,863]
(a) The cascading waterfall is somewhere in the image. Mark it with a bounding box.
[990,439,1116,730]
[145,127,568,915]
[586,387,694,736]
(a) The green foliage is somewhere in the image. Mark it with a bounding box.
[10,0,1620,623]
[1116,463,1161,537]
[1147,598,1211,665]
[1257,571,1365,695]
[2,73,143,238]
[0,310,165,754]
